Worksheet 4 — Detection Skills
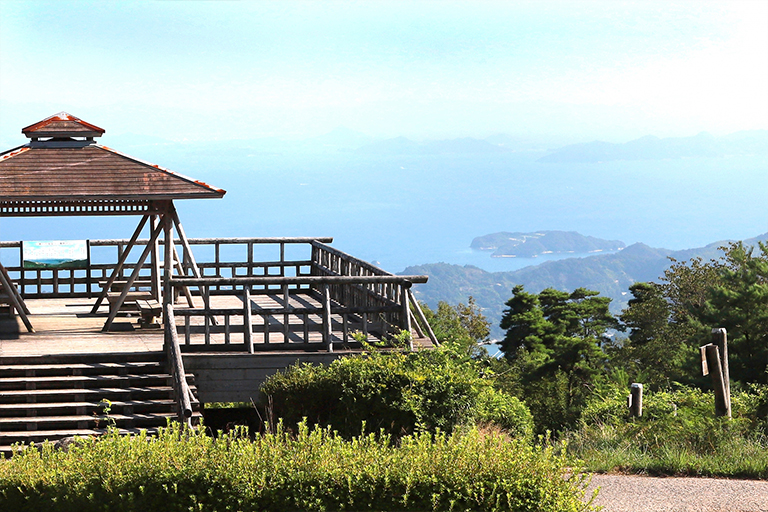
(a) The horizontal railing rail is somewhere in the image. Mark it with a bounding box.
[0,237,332,298]
[167,274,428,352]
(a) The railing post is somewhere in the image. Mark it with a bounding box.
[712,328,731,414]
[401,282,413,350]
[244,286,253,353]
[323,283,332,352]
[164,303,193,426]
[283,283,290,343]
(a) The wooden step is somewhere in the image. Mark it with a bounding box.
[0,412,179,430]
[0,386,177,404]
[0,351,165,366]
[0,361,165,377]
[0,398,182,417]
[0,351,201,457]
[0,373,176,391]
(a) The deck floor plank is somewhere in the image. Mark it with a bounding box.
[0,297,430,358]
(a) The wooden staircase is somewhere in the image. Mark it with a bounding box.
[0,351,201,456]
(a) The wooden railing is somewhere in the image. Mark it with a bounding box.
[0,236,438,349]
[311,241,409,334]
[0,237,332,298]
[168,274,429,353]
[164,303,194,427]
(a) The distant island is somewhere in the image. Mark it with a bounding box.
[471,230,625,258]
[538,130,768,163]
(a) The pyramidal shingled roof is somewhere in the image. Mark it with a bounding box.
[1,113,225,202]
[22,112,105,139]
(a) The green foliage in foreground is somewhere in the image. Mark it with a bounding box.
[567,386,768,478]
[261,346,534,441]
[0,423,596,512]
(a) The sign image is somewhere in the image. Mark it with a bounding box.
[22,240,88,269]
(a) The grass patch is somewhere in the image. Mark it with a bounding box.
[566,386,768,478]
[0,422,597,512]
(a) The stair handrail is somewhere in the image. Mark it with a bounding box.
[164,302,193,427]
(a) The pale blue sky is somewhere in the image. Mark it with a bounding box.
[1,0,766,145]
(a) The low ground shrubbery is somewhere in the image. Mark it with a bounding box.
[567,385,768,477]
[0,423,595,512]
[260,346,534,440]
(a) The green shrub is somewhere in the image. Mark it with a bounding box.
[570,385,768,477]
[260,346,534,439]
[0,423,596,512]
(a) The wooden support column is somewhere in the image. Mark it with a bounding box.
[401,283,413,350]
[150,215,161,302]
[162,205,174,313]
[90,215,149,314]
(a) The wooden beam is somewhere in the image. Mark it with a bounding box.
[172,244,195,307]
[169,205,216,325]
[102,219,164,331]
[408,289,438,346]
[90,215,149,314]
[171,275,429,286]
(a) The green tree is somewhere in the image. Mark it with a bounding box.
[626,241,768,387]
[700,242,768,384]
[617,282,692,388]
[499,285,618,432]
[420,297,490,358]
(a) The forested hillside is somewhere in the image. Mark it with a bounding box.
[404,233,767,337]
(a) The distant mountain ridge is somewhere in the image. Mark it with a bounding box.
[403,233,768,339]
[471,230,625,258]
[539,130,768,163]
[354,136,510,155]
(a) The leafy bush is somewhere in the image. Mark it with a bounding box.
[0,423,595,512]
[260,346,533,439]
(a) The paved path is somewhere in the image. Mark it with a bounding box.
[585,475,768,511]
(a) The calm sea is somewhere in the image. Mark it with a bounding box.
[1,148,766,276]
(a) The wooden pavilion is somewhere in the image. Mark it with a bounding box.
[0,112,225,332]
[0,113,435,454]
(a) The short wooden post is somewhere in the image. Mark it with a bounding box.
[712,328,731,414]
[628,383,643,417]
[701,344,730,418]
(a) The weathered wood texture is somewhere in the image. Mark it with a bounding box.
[0,144,224,204]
